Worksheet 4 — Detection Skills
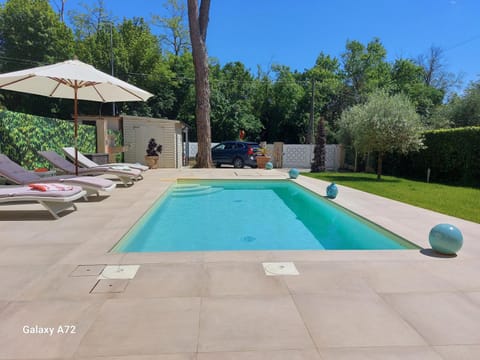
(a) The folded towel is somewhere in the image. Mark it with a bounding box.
[29,183,74,192]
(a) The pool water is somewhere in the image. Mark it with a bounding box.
[113,180,418,252]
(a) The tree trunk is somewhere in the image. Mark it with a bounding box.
[377,152,383,180]
[187,0,212,168]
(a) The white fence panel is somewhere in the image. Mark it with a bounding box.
[282,144,341,170]
[186,142,342,170]
[282,144,314,168]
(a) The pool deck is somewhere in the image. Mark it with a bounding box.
[0,168,479,359]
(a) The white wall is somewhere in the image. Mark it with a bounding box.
[187,142,344,170]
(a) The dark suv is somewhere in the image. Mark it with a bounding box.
[211,141,260,168]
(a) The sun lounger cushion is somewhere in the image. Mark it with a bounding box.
[62,147,149,172]
[0,184,86,218]
[0,185,81,198]
[38,151,142,186]
[28,183,74,192]
[0,154,116,195]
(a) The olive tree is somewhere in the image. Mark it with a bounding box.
[339,90,425,179]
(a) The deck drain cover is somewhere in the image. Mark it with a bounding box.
[70,265,105,277]
[91,279,129,293]
[98,265,140,280]
[262,262,299,276]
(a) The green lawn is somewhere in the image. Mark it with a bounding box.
[303,172,480,223]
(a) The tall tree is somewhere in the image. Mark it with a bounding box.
[254,65,305,143]
[68,0,114,40]
[342,38,391,102]
[152,0,190,56]
[52,0,66,22]
[303,53,345,139]
[339,90,424,180]
[447,80,480,127]
[187,0,212,167]
[210,61,262,141]
[0,0,74,71]
[416,45,460,96]
[0,0,74,117]
[391,58,444,120]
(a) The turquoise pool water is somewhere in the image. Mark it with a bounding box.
[113,180,418,252]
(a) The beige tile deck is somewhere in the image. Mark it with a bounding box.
[198,295,315,352]
[0,168,479,359]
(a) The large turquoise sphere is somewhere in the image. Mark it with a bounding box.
[289,168,300,179]
[429,224,463,255]
[326,182,339,199]
[265,162,273,170]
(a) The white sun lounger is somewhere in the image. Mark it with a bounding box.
[62,147,149,172]
[38,151,142,186]
[0,184,86,219]
[0,154,116,197]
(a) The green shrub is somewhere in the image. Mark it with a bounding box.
[0,110,96,170]
[383,127,480,187]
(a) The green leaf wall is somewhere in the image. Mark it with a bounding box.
[0,110,96,170]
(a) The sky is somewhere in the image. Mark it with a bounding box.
[60,0,479,90]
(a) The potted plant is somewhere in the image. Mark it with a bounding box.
[256,143,271,169]
[145,138,162,169]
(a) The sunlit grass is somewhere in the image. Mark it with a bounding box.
[303,172,480,223]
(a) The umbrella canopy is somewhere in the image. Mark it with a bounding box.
[0,59,153,174]
[0,59,153,102]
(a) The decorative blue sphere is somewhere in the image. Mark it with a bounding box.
[429,223,463,255]
[265,162,273,170]
[288,168,300,179]
[326,182,338,199]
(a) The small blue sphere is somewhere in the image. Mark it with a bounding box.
[326,182,338,199]
[429,223,463,255]
[289,168,300,179]
[265,162,273,170]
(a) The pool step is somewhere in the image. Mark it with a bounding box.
[171,184,223,197]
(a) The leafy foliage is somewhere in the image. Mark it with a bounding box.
[447,81,480,127]
[0,0,474,151]
[338,90,424,179]
[383,126,480,187]
[0,110,95,169]
[0,0,75,118]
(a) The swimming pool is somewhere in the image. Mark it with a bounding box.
[113,180,418,252]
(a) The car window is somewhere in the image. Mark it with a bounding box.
[224,143,234,150]
[213,144,225,151]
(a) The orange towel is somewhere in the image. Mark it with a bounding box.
[29,183,74,192]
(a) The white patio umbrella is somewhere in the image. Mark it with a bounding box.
[0,59,153,174]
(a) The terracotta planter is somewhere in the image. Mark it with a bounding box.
[256,155,271,169]
[145,155,159,169]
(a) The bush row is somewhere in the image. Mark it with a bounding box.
[383,126,480,187]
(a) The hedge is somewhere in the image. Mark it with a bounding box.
[0,110,96,170]
[383,127,480,187]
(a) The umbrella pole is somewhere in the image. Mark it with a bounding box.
[74,84,79,176]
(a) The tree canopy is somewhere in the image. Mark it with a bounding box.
[338,90,425,179]
[0,0,477,144]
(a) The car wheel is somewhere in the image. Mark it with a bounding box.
[233,157,244,168]
[215,162,221,168]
